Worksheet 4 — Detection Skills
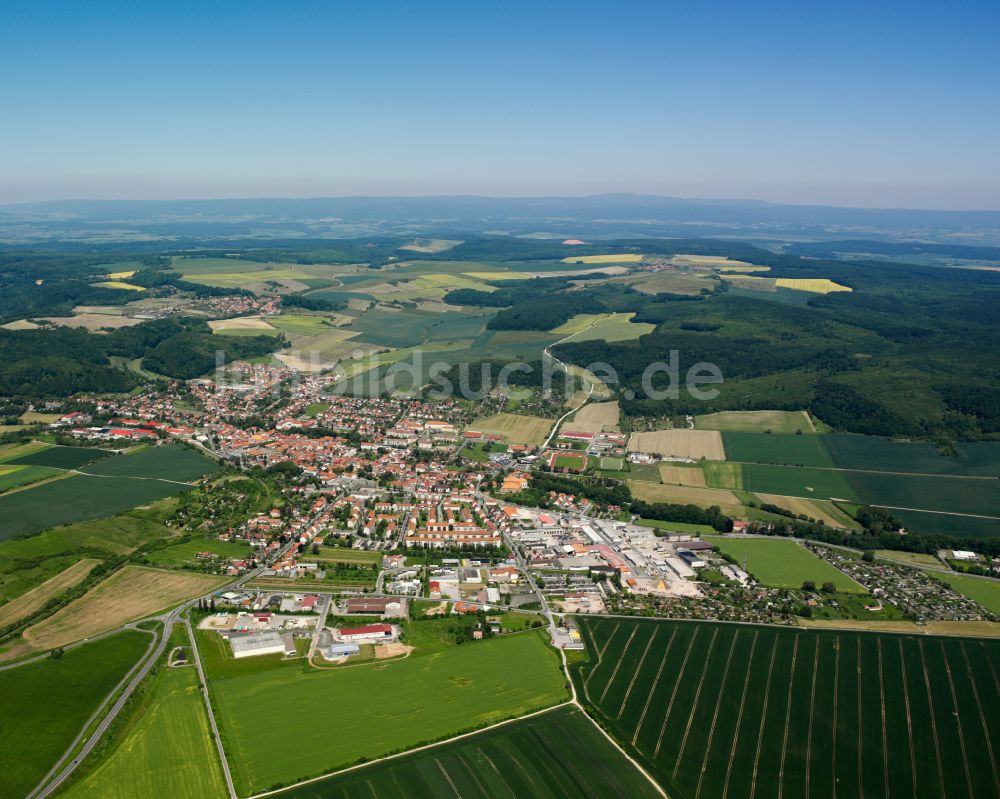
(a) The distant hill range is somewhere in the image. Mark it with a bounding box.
[1,193,998,245]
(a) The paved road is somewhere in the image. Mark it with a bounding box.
[29,610,179,799]
[26,551,286,799]
[186,618,237,799]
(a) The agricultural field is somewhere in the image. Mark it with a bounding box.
[706,536,866,592]
[657,463,708,487]
[0,630,151,799]
[753,494,856,528]
[4,443,113,469]
[560,253,645,263]
[0,474,195,541]
[845,471,1000,518]
[572,617,1000,799]
[563,400,619,433]
[743,463,860,501]
[889,509,1000,538]
[618,270,711,295]
[12,566,226,657]
[0,500,179,605]
[271,706,661,799]
[62,661,229,799]
[553,312,654,342]
[0,558,101,628]
[628,481,743,513]
[721,431,834,467]
[933,573,1000,616]
[702,461,744,490]
[38,312,143,330]
[823,434,1000,476]
[0,463,61,492]
[467,413,553,445]
[627,429,726,460]
[696,410,816,434]
[210,630,567,794]
[92,280,146,291]
[82,443,218,481]
[207,317,280,336]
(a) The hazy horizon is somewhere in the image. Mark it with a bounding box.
[2,0,998,210]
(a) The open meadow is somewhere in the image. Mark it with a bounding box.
[696,410,816,434]
[62,660,229,799]
[572,616,1000,799]
[0,631,151,799]
[13,566,226,657]
[271,705,661,799]
[706,536,865,592]
[628,481,743,513]
[209,629,567,794]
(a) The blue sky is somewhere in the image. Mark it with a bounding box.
[1,0,998,208]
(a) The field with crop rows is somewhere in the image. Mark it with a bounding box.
[572,617,1000,799]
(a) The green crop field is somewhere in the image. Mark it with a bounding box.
[722,432,834,467]
[890,509,1000,538]
[845,471,1000,518]
[0,463,205,541]
[5,444,113,469]
[823,434,1000,477]
[62,661,228,799]
[743,463,859,501]
[706,536,866,592]
[572,617,1000,799]
[271,706,660,799]
[82,443,218,481]
[0,464,61,492]
[934,572,1000,615]
[209,630,567,794]
[0,630,150,798]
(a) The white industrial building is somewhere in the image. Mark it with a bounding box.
[229,631,286,659]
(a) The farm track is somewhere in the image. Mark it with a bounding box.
[618,627,659,720]
[598,626,638,704]
[749,635,780,799]
[855,639,864,799]
[940,640,974,797]
[669,628,719,775]
[918,639,947,798]
[959,642,1000,794]
[805,636,820,799]
[877,639,889,798]
[832,640,840,799]
[694,630,739,799]
[632,628,676,746]
[721,630,759,799]
[777,636,800,799]
[898,638,917,796]
[653,628,701,759]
